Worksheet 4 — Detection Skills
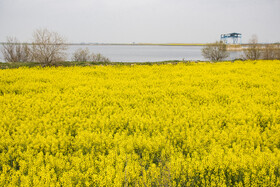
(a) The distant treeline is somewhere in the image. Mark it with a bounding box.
[202,36,280,61]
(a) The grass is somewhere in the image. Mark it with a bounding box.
[0,60,194,69]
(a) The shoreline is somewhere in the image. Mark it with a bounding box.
[0,60,253,69]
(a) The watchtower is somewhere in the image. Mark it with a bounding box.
[220,33,242,44]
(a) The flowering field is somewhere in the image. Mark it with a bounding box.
[0,60,280,186]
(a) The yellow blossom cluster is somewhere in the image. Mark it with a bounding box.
[0,60,280,186]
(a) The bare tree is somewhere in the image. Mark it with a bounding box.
[72,48,91,62]
[92,53,110,63]
[201,41,229,61]
[31,29,68,66]
[72,47,110,63]
[1,37,32,62]
[243,35,261,60]
[275,44,280,59]
[262,44,276,60]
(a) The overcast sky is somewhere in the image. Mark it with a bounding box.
[0,0,279,43]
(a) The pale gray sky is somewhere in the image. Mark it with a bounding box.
[0,0,279,43]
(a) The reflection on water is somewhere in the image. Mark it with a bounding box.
[0,45,243,62]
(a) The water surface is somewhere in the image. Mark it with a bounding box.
[0,45,242,62]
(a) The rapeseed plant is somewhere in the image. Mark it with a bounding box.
[0,60,280,186]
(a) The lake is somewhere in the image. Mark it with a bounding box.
[0,45,243,62]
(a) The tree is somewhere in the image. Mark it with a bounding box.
[31,28,68,66]
[1,37,32,62]
[201,41,229,61]
[275,44,280,59]
[263,43,280,60]
[72,48,110,63]
[92,53,110,63]
[72,48,91,62]
[262,44,276,60]
[243,35,261,60]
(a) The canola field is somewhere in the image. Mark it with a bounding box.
[0,60,280,186]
